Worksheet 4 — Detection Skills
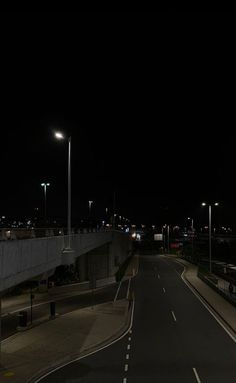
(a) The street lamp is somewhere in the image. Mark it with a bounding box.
[41,183,50,225]
[201,202,219,273]
[88,200,93,217]
[188,217,194,259]
[55,131,72,250]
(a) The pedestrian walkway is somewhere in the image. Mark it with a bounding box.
[2,276,116,315]
[0,256,138,383]
[0,300,129,383]
[170,256,236,334]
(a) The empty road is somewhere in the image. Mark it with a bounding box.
[39,254,236,382]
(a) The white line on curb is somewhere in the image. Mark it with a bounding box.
[125,364,129,372]
[171,310,177,322]
[176,261,236,344]
[126,278,131,299]
[193,367,201,383]
[34,299,135,382]
[114,280,123,303]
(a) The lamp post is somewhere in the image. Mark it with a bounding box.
[88,200,93,217]
[188,217,194,259]
[55,131,72,250]
[162,224,166,253]
[202,202,219,273]
[167,225,170,253]
[41,183,50,225]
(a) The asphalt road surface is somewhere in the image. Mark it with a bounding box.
[39,254,236,383]
[2,280,128,340]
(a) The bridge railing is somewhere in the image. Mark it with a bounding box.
[0,226,111,241]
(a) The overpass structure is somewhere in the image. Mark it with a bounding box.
[0,230,131,293]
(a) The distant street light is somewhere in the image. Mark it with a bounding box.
[55,131,72,249]
[41,183,50,225]
[201,202,219,273]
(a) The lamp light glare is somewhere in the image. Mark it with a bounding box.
[55,132,64,140]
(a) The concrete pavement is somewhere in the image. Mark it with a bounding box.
[1,276,117,315]
[0,256,138,383]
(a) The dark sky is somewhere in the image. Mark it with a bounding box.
[0,11,236,227]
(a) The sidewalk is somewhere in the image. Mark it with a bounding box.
[2,276,116,315]
[170,256,236,333]
[0,300,130,383]
[0,256,138,383]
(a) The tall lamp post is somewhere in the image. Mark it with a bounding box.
[188,217,194,259]
[55,131,72,250]
[88,200,93,217]
[202,202,219,273]
[41,183,50,225]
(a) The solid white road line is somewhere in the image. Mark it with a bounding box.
[164,257,236,344]
[126,278,131,299]
[193,368,202,383]
[34,299,135,382]
[126,354,129,360]
[178,263,236,344]
[163,287,166,293]
[171,310,177,322]
[125,364,129,372]
[127,344,130,350]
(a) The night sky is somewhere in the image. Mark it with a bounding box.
[0,11,235,228]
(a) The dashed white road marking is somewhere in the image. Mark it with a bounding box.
[171,310,177,322]
[123,378,127,383]
[157,274,160,279]
[126,354,129,360]
[125,364,129,372]
[128,337,131,341]
[175,260,236,344]
[163,287,166,293]
[193,368,201,383]
[127,344,130,350]
[33,300,136,382]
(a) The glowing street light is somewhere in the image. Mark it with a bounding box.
[41,183,50,225]
[201,202,219,273]
[55,131,72,250]
[55,132,64,140]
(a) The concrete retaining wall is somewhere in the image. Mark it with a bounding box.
[0,231,130,292]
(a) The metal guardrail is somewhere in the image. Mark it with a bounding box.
[198,269,236,308]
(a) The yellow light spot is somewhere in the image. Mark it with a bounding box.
[4,371,15,377]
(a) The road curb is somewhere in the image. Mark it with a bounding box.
[172,257,236,337]
[27,300,133,383]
